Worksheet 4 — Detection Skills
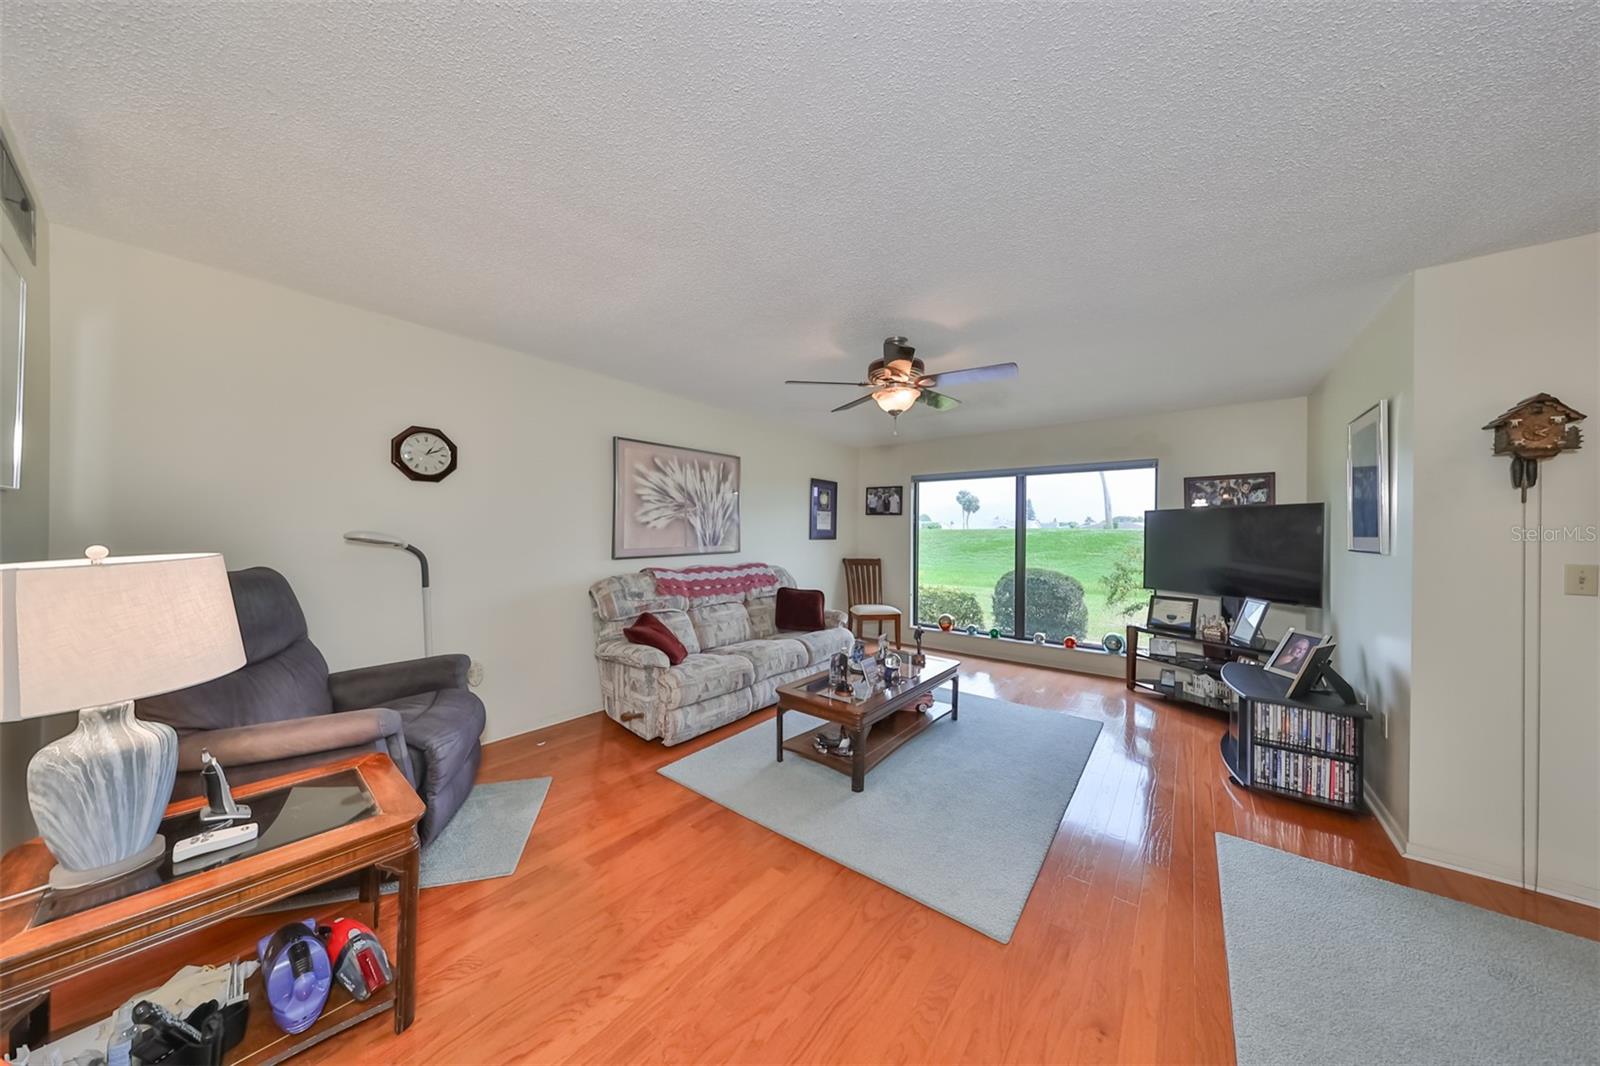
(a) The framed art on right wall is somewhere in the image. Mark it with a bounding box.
[1347,399,1390,554]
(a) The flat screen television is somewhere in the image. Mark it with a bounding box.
[1142,503,1325,607]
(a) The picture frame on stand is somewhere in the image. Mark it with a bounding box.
[1147,594,1198,634]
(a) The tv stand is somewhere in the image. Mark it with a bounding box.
[1123,624,1270,714]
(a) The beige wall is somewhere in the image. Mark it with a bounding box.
[47,226,860,743]
[0,112,52,850]
[854,396,1315,672]
[1409,233,1598,904]
[1307,279,1414,840]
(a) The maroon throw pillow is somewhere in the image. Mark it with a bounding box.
[623,611,688,665]
[775,587,826,631]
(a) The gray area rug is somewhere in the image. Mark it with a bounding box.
[659,691,1101,943]
[1216,833,1600,1066]
[268,777,550,911]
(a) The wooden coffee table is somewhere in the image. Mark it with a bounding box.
[0,753,423,1064]
[775,654,960,792]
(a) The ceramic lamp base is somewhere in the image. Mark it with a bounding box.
[26,700,178,888]
[47,834,167,891]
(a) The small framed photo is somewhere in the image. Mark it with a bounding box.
[1158,667,1178,692]
[1147,594,1198,633]
[865,485,903,515]
[1264,628,1334,695]
[809,478,837,540]
[1229,598,1270,647]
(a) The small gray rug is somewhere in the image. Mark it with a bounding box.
[269,777,550,911]
[1216,833,1600,1066]
[659,692,1101,943]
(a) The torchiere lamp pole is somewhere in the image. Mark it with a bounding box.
[343,531,432,656]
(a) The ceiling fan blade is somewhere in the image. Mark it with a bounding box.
[785,379,871,387]
[918,389,961,411]
[918,362,1019,388]
[831,393,877,413]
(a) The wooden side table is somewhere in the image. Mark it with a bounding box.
[0,753,424,1064]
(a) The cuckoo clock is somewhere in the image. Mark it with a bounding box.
[1482,393,1586,500]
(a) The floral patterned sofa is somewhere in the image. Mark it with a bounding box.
[588,564,853,745]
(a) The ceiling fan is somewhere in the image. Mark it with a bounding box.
[785,336,1019,432]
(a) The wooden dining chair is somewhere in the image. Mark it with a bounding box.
[842,557,902,647]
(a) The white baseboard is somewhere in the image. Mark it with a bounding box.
[1364,784,1408,855]
[1403,841,1526,889]
[1531,874,1600,908]
[1393,835,1600,909]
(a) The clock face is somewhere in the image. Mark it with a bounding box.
[400,432,451,475]
[390,426,457,481]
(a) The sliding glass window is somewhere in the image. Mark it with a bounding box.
[913,461,1157,646]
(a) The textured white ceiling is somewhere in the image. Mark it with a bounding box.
[3,1,1597,443]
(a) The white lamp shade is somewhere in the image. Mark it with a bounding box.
[0,551,245,721]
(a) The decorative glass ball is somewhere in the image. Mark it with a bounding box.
[938,613,954,632]
[1033,632,1047,645]
[1102,633,1126,654]
[988,627,1001,639]
[964,624,979,636]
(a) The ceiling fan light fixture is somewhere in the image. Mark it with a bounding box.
[873,385,919,413]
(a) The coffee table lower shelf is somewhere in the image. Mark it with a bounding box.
[781,701,956,780]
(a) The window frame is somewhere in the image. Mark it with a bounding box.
[911,458,1159,643]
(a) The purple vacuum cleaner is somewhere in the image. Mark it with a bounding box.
[257,919,332,1034]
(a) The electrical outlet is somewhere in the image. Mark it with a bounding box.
[467,660,485,687]
[1565,564,1598,597]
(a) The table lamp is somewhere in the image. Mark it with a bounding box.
[1,546,245,889]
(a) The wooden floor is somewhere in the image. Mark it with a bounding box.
[34,656,1600,1064]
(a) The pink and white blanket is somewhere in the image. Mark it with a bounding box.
[644,562,778,602]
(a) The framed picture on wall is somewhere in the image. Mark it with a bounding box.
[1347,400,1390,554]
[612,437,741,559]
[810,478,838,540]
[1183,472,1275,508]
[865,485,903,515]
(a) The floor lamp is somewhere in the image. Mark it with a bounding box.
[343,531,432,656]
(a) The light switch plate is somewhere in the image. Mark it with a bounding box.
[1565,564,1599,596]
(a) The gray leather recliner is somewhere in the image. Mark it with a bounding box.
[137,567,485,845]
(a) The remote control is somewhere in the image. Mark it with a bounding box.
[173,822,258,863]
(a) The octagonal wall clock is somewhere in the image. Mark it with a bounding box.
[390,425,458,482]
